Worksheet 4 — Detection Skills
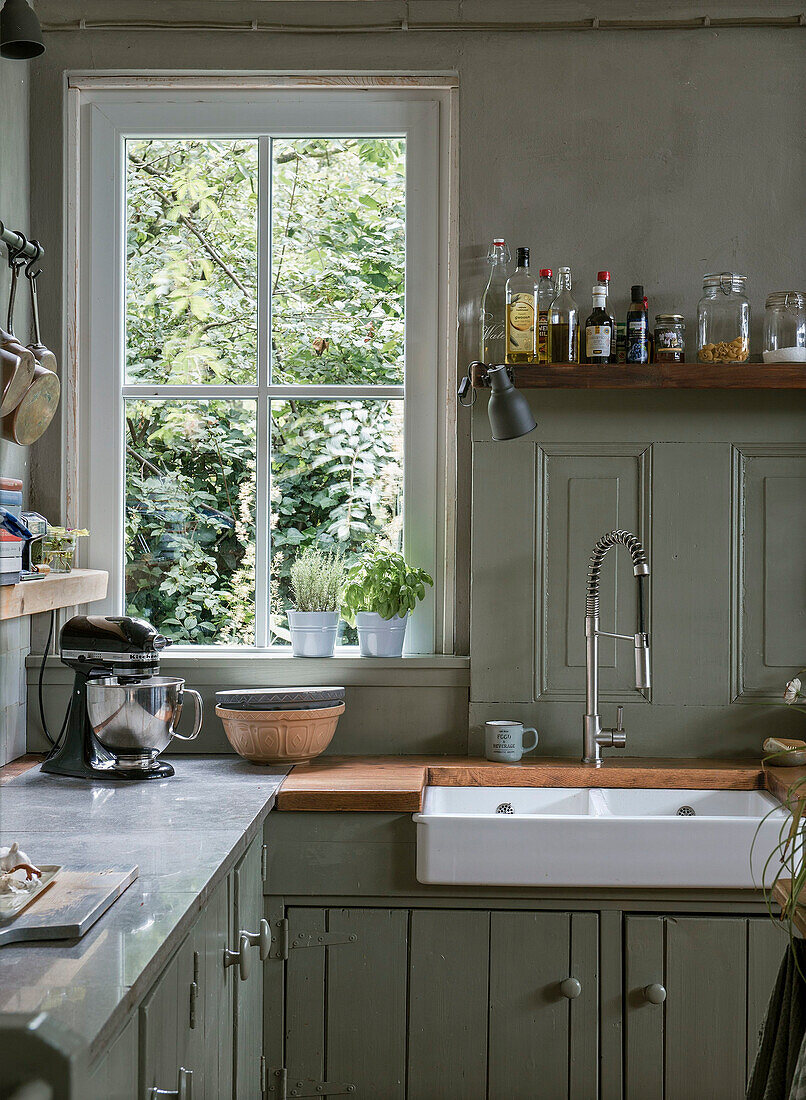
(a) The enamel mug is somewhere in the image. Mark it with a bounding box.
[485,720,539,763]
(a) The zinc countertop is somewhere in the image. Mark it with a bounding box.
[0,756,287,1061]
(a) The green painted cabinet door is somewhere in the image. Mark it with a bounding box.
[195,875,234,1099]
[488,911,599,1100]
[284,906,408,1099]
[625,915,786,1100]
[281,907,598,1100]
[407,909,490,1099]
[140,931,194,1099]
[87,1011,138,1099]
[233,835,266,1100]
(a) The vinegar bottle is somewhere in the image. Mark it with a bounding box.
[625,284,649,363]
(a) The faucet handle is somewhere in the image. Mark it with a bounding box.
[607,706,626,749]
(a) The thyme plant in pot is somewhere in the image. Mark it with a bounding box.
[341,544,433,658]
[287,548,346,657]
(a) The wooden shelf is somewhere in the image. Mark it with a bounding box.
[0,568,108,621]
[471,362,806,389]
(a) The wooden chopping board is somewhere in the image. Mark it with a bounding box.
[0,867,138,946]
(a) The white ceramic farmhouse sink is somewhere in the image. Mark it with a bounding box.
[414,786,788,888]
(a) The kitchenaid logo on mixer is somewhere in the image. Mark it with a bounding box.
[61,649,156,663]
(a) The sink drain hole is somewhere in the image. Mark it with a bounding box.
[496,802,514,814]
[677,805,696,816]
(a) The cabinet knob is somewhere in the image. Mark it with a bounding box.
[223,932,252,981]
[560,977,582,999]
[644,983,667,1004]
[243,918,272,961]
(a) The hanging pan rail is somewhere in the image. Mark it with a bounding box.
[0,221,43,263]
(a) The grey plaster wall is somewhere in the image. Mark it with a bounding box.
[0,60,31,765]
[24,1,806,757]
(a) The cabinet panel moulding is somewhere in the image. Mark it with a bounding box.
[731,444,806,703]
[535,443,652,704]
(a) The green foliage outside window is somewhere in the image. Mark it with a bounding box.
[124,136,406,645]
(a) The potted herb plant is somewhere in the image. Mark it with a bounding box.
[341,543,433,658]
[287,547,346,657]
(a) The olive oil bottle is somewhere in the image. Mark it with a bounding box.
[505,247,537,364]
[548,266,579,364]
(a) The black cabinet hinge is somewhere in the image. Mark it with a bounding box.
[269,918,359,961]
[266,1068,355,1098]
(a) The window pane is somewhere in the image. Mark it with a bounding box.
[270,399,403,643]
[271,138,405,386]
[125,399,256,644]
[125,139,258,385]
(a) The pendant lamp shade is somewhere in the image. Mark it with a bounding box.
[486,364,537,441]
[0,0,45,59]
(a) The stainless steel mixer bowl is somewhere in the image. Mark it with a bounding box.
[86,676,203,770]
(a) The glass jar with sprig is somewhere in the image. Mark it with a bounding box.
[41,526,89,574]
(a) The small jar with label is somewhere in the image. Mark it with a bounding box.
[697,273,750,364]
[763,292,806,363]
[653,315,686,363]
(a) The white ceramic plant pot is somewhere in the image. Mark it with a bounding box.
[287,611,340,658]
[355,611,409,658]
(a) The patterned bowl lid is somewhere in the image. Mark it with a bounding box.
[215,686,345,711]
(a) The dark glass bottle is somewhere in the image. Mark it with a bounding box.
[626,284,649,364]
[584,286,615,364]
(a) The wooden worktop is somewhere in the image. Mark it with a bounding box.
[6,753,800,814]
[276,755,769,811]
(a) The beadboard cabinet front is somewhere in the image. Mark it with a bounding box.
[624,915,784,1100]
[276,906,599,1100]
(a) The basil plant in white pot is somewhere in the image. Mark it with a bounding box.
[287,548,347,657]
[341,544,433,658]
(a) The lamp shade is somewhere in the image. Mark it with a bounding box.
[0,0,44,59]
[486,364,537,441]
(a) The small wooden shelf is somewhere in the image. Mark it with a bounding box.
[471,362,806,389]
[0,568,108,621]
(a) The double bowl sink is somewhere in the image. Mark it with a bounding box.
[414,785,788,888]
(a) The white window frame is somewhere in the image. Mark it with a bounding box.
[66,75,457,656]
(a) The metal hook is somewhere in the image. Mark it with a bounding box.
[24,241,42,281]
[7,231,28,270]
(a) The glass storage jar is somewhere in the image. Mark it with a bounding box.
[763,292,806,363]
[653,314,686,362]
[697,273,750,363]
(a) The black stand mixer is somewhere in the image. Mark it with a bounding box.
[41,615,202,781]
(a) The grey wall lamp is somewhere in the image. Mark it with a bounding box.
[1,0,44,59]
[459,362,537,441]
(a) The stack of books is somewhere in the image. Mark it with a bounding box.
[0,477,24,585]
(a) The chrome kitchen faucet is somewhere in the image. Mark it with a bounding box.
[583,530,650,766]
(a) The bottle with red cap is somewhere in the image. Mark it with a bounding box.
[537,268,555,363]
[596,271,617,360]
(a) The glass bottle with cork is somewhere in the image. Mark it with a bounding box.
[505,247,537,364]
[479,238,510,365]
[548,266,579,365]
